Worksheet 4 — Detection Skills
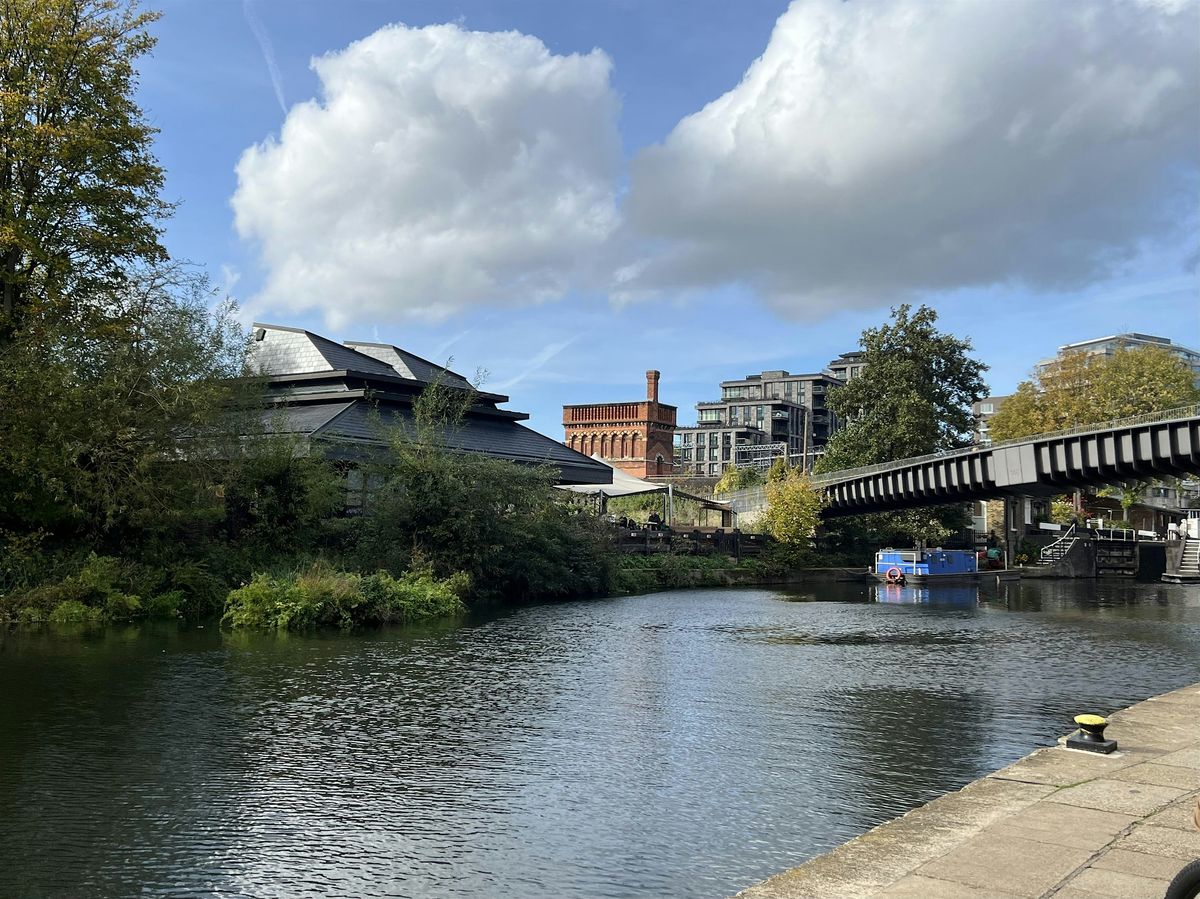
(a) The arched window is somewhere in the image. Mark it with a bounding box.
[655,453,665,475]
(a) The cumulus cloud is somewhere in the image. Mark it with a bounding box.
[623,0,1200,314]
[232,23,620,326]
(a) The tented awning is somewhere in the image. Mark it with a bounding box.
[557,457,733,512]
[557,461,667,498]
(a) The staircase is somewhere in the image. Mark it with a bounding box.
[1039,524,1078,565]
[1164,536,1200,583]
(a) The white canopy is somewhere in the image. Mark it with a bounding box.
[557,458,668,498]
[557,457,733,517]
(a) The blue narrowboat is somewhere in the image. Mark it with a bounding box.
[873,548,979,584]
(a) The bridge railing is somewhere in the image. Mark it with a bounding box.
[810,403,1200,487]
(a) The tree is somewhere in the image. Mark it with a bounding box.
[817,304,988,473]
[763,467,825,546]
[813,305,985,552]
[0,263,250,537]
[355,382,613,602]
[989,346,1199,441]
[713,466,763,496]
[0,0,168,340]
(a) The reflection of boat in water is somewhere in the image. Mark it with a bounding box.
[873,584,980,606]
[874,548,980,585]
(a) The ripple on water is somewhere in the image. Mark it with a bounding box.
[0,580,1198,898]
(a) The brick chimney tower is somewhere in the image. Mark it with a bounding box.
[562,370,676,478]
[646,370,660,404]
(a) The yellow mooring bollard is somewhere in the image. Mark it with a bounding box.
[1066,713,1118,754]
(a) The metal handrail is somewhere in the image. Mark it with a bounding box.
[810,403,1200,486]
[1039,523,1077,563]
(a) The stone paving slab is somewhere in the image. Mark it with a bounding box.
[1090,847,1187,879]
[1061,866,1168,899]
[1045,777,1186,816]
[733,680,1200,899]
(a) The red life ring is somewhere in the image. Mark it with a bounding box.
[885,566,904,584]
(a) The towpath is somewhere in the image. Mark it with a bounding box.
[736,682,1200,899]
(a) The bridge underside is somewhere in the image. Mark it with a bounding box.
[820,418,1200,518]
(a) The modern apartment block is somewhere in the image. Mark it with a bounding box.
[675,399,807,477]
[674,367,847,476]
[827,350,867,382]
[1037,333,1200,388]
[711,369,842,446]
[971,395,1009,445]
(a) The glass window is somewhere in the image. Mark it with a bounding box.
[981,403,994,414]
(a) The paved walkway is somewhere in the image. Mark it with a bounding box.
[736,683,1200,899]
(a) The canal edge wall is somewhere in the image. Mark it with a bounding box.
[733,681,1200,899]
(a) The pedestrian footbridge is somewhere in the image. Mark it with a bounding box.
[728,405,1200,519]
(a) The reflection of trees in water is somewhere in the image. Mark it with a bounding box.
[0,623,232,895]
[820,685,993,833]
[988,579,1193,618]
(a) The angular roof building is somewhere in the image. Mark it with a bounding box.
[247,323,611,485]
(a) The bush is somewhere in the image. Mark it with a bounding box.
[146,590,185,619]
[222,564,467,631]
[1,553,148,624]
[48,600,104,626]
[713,467,763,496]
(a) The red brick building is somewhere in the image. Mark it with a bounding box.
[563,371,677,478]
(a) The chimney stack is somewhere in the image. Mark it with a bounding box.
[646,370,660,404]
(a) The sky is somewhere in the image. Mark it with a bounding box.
[139,0,1200,436]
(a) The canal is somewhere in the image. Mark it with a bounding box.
[1,580,1198,898]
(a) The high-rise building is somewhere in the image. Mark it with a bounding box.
[971,395,1009,445]
[562,371,677,478]
[827,350,867,382]
[674,368,845,476]
[1036,333,1200,387]
[709,369,842,447]
[675,399,806,477]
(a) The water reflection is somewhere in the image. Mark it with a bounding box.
[1,582,1198,898]
[872,584,979,606]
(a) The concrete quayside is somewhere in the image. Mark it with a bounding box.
[736,682,1200,899]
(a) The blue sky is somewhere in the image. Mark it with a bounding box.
[139,0,1199,436]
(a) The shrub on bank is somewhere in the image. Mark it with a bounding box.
[613,553,769,594]
[221,564,468,630]
[0,553,203,625]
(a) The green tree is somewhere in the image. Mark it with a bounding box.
[812,305,984,553]
[763,467,826,546]
[0,0,168,339]
[355,382,613,602]
[817,304,988,473]
[989,345,1199,441]
[713,466,763,496]
[0,264,250,537]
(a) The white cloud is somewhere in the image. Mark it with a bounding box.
[623,0,1199,314]
[232,23,620,327]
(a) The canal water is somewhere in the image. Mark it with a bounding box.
[1,580,1198,899]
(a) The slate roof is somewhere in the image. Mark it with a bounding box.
[343,341,474,390]
[248,323,611,485]
[249,324,403,379]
